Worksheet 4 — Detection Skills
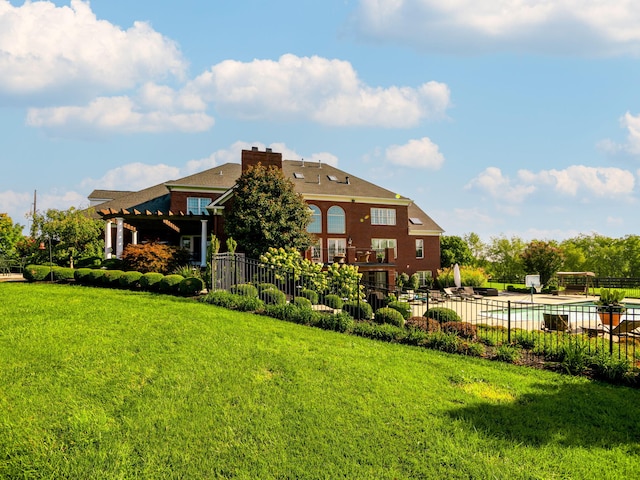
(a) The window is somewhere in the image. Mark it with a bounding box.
[186,197,211,215]
[307,205,322,233]
[310,239,322,263]
[371,238,397,258]
[416,270,433,287]
[327,206,345,234]
[371,208,396,225]
[409,217,423,225]
[181,235,202,263]
[416,239,424,258]
[327,238,346,259]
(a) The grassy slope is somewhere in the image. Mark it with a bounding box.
[1,283,639,479]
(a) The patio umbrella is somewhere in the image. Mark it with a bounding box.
[453,263,461,289]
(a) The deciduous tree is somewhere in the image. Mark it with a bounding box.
[521,240,564,286]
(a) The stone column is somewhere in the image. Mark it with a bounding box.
[200,219,208,267]
[104,220,113,259]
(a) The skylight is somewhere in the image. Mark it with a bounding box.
[409,217,423,225]
[327,175,338,181]
[293,172,304,179]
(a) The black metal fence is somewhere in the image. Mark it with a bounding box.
[212,254,639,370]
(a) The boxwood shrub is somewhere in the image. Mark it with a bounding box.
[351,321,406,342]
[315,311,354,333]
[424,307,461,323]
[374,307,406,327]
[386,300,411,320]
[293,296,312,309]
[23,265,51,282]
[87,269,106,286]
[323,294,343,309]
[299,288,319,305]
[260,288,287,305]
[178,277,205,296]
[256,282,279,293]
[230,283,259,297]
[103,270,125,287]
[342,300,373,320]
[119,271,143,289]
[441,321,477,340]
[74,268,94,285]
[158,274,185,294]
[52,267,75,282]
[139,272,164,292]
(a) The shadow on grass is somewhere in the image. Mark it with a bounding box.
[447,381,640,448]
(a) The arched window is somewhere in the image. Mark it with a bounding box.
[307,205,321,233]
[327,206,345,234]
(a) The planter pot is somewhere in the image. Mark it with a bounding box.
[597,307,624,327]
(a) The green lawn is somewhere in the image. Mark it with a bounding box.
[1,283,639,479]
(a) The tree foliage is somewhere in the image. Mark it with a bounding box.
[486,236,526,282]
[122,243,190,274]
[0,213,25,258]
[224,164,313,259]
[521,240,564,286]
[440,235,473,268]
[31,207,103,267]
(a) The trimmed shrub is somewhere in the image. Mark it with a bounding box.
[178,277,205,296]
[264,303,300,322]
[256,282,279,293]
[103,270,125,287]
[399,328,429,346]
[351,321,406,342]
[423,331,460,353]
[201,290,237,308]
[342,301,373,320]
[300,288,319,305]
[52,267,75,282]
[23,265,52,282]
[406,316,441,332]
[101,258,125,270]
[458,341,486,357]
[293,296,312,309]
[316,311,354,333]
[374,307,406,328]
[139,272,165,292]
[323,294,343,309]
[260,288,287,305]
[424,307,461,323]
[230,283,259,297]
[75,256,102,268]
[74,268,94,285]
[440,321,477,340]
[87,269,106,286]
[386,300,411,320]
[158,274,185,294]
[119,271,143,289]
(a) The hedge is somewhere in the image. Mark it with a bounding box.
[178,277,205,296]
[158,274,185,294]
[139,272,165,292]
[23,265,51,282]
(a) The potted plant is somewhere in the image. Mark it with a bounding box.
[596,288,626,327]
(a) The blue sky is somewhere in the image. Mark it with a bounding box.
[2,0,640,242]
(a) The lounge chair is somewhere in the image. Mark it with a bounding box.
[443,287,464,300]
[461,286,483,300]
[428,290,446,303]
[583,319,640,338]
[542,313,570,332]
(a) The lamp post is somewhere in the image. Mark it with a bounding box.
[38,235,54,282]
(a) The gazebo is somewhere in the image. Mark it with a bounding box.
[556,271,596,296]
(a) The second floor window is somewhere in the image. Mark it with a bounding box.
[307,205,321,233]
[187,197,211,215]
[371,208,396,225]
[416,239,424,258]
[327,206,345,234]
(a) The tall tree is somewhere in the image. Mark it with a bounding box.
[31,207,103,267]
[224,164,313,259]
[521,240,564,286]
[440,235,473,268]
[464,232,487,268]
[486,235,526,282]
[0,213,25,258]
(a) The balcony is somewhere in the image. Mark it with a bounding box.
[307,246,395,265]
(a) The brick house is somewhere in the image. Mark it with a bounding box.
[90,147,443,288]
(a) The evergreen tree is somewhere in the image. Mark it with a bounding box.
[224,164,313,259]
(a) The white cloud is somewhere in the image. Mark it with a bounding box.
[81,163,181,191]
[519,165,635,197]
[351,0,640,56]
[600,112,640,155]
[26,94,214,135]
[465,167,536,203]
[0,0,185,98]
[385,137,444,169]
[191,54,450,127]
[0,190,32,224]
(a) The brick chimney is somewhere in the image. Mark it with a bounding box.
[241,147,283,173]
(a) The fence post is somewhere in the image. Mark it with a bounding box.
[609,305,614,356]
[507,300,512,344]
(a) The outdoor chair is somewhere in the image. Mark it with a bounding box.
[583,319,640,338]
[541,313,570,332]
[462,286,483,300]
[443,287,464,301]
